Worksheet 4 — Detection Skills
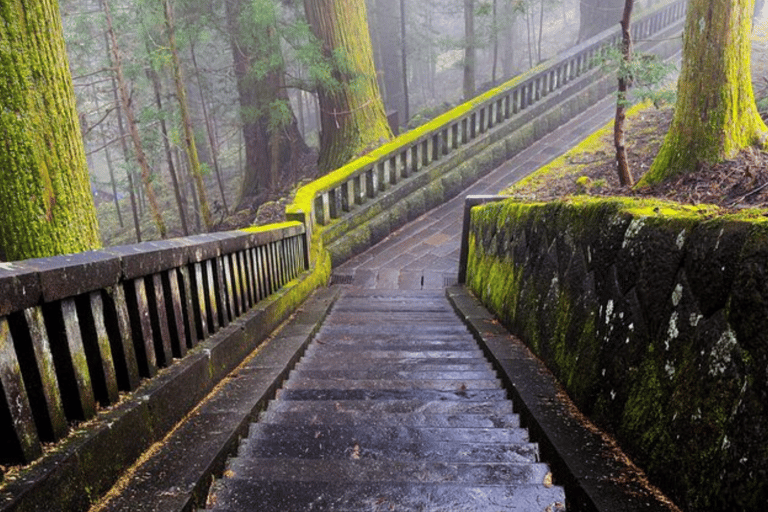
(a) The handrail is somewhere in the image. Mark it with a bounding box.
[0,223,307,465]
[285,0,687,240]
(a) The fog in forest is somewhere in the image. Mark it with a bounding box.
[59,0,664,245]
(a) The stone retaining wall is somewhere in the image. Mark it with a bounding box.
[465,197,768,511]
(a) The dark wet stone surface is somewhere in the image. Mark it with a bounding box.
[206,290,565,510]
[210,480,566,512]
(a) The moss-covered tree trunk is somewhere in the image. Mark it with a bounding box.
[641,0,768,186]
[0,0,101,261]
[163,0,212,231]
[304,0,393,172]
[225,0,310,207]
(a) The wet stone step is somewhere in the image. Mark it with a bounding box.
[207,480,566,512]
[301,348,486,360]
[246,423,530,446]
[239,437,542,464]
[316,325,471,335]
[288,369,497,381]
[263,398,516,416]
[306,338,478,349]
[281,378,502,392]
[289,360,496,372]
[258,410,521,429]
[224,458,553,486]
[274,388,508,402]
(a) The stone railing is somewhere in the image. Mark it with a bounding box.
[0,224,307,467]
[286,0,687,265]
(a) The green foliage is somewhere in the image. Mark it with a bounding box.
[597,45,677,107]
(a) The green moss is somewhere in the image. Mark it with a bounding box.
[505,101,655,196]
[242,221,302,234]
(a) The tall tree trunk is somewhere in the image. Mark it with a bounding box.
[103,0,167,239]
[107,34,141,242]
[190,40,229,217]
[501,1,515,79]
[537,0,545,62]
[92,82,124,228]
[641,0,767,186]
[0,0,101,261]
[463,0,476,99]
[614,0,634,187]
[400,0,409,124]
[491,0,498,84]
[304,0,393,172]
[579,0,623,42]
[226,0,309,206]
[146,58,189,236]
[163,0,212,231]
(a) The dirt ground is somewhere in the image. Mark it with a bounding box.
[509,13,768,212]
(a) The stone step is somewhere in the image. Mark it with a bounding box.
[289,360,495,372]
[273,387,508,402]
[316,325,471,335]
[301,347,486,360]
[223,458,553,486]
[306,338,478,349]
[245,423,530,446]
[236,436,541,464]
[288,368,496,381]
[281,378,502,392]
[206,480,565,512]
[263,398,516,416]
[257,410,521,429]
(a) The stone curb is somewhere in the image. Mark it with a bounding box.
[91,286,340,512]
[446,286,678,512]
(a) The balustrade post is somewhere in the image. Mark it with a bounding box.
[82,292,120,404]
[20,306,68,440]
[125,278,158,377]
[149,273,174,366]
[0,317,42,463]
[102,285,141,389]
[166,269,188,358]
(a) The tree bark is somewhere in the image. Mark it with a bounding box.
[579,0,623,42]
[304,0,393,172]
[0,0,101,261]
[103,0,167,239]
[106,27,141,242]
[614,0,634,187]
[163,0,212,231]
[641,0,768,186]
[146,58,189,236]
[190,39,228,217]
[400,0,409,124]
[463,0,476,99]
[225,0,309,206]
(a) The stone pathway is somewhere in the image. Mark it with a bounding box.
[334,96,617,290]
[204,290,565,511]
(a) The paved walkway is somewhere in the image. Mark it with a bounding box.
[335,95,617,290]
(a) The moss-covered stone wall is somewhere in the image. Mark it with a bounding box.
[466,197,768,511]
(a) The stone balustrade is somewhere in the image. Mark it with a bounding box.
[0,224,306,466]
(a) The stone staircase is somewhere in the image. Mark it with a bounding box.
[203,290,565,511]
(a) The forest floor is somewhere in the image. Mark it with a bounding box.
[504,16,768,212]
